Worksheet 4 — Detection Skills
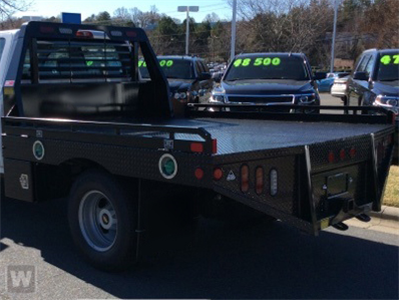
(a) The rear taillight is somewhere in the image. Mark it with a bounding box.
[212,139,217,154]
[76,30,94,38]
[241,165,249,193]
[349,147,357,158]
[40,26,55,33]
[213,168,223,181]
[126,31,137,37]
[195,168,204,180]
[255,167,264,195]
[328,151,335,163]
[339,149,346,161]
[190,142,204,153]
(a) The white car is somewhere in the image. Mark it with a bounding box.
[331,75,349,104]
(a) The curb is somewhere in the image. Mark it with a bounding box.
[369,205,399,222]
[345,205,399,235]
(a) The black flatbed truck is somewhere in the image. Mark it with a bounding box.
[0,22,395,271]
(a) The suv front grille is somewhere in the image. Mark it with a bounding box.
[227,95,294,104]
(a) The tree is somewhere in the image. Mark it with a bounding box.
[361,0,399,48]
[96,11,112,25]
[113,7,135,27]
[151,16,183,54]
[0,0,30,21]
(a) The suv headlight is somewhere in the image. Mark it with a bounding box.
[209,88,226,103]
[374,95,399,114]
[297,94,316,104]
[174,91,190,101]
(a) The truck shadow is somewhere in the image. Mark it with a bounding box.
[1,196,398,299]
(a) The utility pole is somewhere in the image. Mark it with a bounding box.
[230,0,237,62]
[330,0,338,73]
[178,6,199,56]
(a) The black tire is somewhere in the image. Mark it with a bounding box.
[68,170,137,271]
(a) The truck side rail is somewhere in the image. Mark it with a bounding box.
[2,116,216,154]
[187,104,395,125]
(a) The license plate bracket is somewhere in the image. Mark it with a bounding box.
[326,173,348,199]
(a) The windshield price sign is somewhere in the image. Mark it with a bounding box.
[139,60,174,68]
[380,54,399,65]
[233,57,281,67]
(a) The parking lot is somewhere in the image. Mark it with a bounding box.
[1,94,398,300]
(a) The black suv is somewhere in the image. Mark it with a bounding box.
[139,55,213,115]
[346,48,398,161]
[210,53,324,111]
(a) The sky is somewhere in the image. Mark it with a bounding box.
[15,0,232,22]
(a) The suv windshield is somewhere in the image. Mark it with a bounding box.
[139,58,194,79]
[376,52,399,81]
[224,55,310,81]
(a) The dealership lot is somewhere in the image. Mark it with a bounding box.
[1,95,398,300]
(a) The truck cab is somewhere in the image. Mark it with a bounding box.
[0,29,19,173]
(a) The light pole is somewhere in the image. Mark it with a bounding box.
[230,0,237,62]
[178,6,199,55]
[330,0,338,73]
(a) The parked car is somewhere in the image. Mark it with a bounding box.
[317,72,350,93]
[209,52,324,112]
[139,55,213,116]
[331,75,349,103]
[346,48,398,162]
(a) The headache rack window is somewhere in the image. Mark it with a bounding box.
[22,39,134,83]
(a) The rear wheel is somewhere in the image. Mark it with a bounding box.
[68,170,137,271]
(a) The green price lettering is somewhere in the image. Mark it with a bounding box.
[234,57,282,67]
[380,54,399,65]
[233,59,243,67]
[166,60,174,67]
[242,58,251,67]
[272,57,281,66]
[86,61,94,67]
[380,55,391,65]
[254,58,263,66]
[263,57,271,66]
[138,61,147,68]
[159,60,166,67]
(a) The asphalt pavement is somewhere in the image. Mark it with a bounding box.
[0,196,398,300]
[1,93,398,300]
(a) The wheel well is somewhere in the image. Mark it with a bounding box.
[34,159,110,202]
